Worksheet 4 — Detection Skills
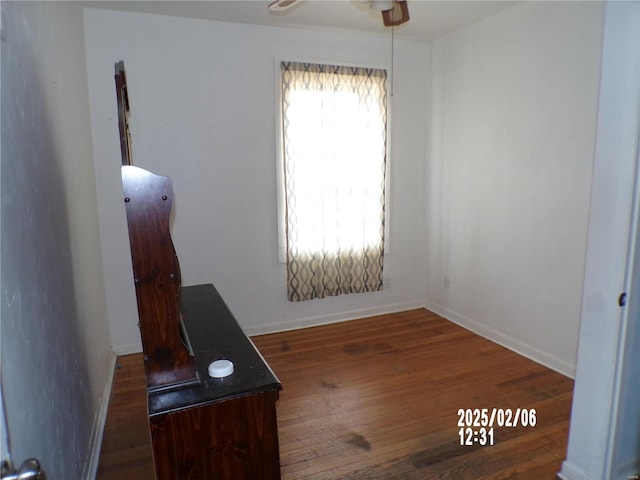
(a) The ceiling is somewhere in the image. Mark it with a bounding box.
[87,0,521,41]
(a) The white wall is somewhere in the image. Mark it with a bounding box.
[426,2,604,376]
[1,2,112,477]
[84,9,429,353]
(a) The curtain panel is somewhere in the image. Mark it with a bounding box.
[280,61,388,302]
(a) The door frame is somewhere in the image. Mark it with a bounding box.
[559,2,640,479]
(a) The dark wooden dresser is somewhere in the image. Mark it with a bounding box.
[121,165,281,480]
[149,284,281,479]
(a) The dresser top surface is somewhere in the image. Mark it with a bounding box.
[148,284,281,416]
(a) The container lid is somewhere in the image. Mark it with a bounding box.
[208,359,234,378]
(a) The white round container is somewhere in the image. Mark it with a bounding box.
[208,359,234,378]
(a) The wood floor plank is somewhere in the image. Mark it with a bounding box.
[96,355,154,480]
[97,308,573,479]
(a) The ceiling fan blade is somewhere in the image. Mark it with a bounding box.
[382,0,409,27]
[268,0,300,12]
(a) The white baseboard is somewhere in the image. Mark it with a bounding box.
[557,460,590,480]
[110,299,575,377]
[112,342,142,356]
[244,300,426,336]
[83,349,118,480]
[424,300,576,378]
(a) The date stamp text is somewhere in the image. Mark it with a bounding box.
[457,408,537,446]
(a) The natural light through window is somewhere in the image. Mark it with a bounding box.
[285,89,385,253]
[279,61,388,301]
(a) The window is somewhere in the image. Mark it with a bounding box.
[278,61,388,302]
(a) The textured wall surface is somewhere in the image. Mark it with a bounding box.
[1,2,111,477]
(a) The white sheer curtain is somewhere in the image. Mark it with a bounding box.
[281,62,388,302]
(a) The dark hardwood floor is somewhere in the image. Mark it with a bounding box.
[97,309,573,479]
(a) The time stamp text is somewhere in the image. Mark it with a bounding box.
[458,408,537,446]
